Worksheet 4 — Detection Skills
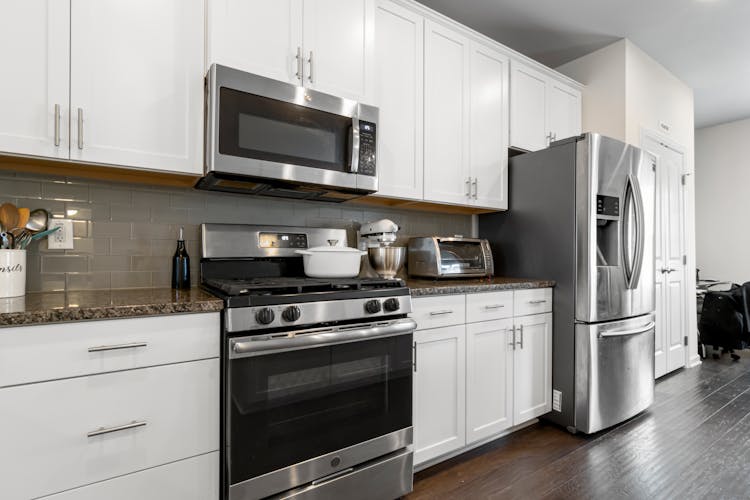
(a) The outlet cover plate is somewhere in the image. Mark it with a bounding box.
[47,219,74,250]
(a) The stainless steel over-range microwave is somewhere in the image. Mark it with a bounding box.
[197,64,378,202]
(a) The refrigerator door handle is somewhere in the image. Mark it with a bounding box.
[630,173,645,289]
[598,321,655,338]
[622,174,645,289]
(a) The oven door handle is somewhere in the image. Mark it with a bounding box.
[230,318,417,358]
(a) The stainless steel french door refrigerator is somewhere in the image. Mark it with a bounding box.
[479,133,656,434]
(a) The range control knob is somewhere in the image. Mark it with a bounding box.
[255,308,275,325]
[383,298,400,312]
[282,305,301,323]
[364,300,382,314]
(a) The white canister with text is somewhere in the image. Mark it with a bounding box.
[0,250,26,298]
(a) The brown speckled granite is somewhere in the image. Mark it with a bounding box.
[0,288,223,327]
[406,277,555,296]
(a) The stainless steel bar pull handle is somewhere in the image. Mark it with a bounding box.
[528,299,547,304]
[484,304,505,310]
[87,420,147,438]
[54,104,61,147]
[308,51,314,83]
[471,178,478,199]
[413,341,417,372]
[509,326,516,350]
[77,107,83,149]
[295,46,303,83]
[429,310,453,316]
[88,342,148,353]
[599,321,655,338]
[516,324,524,349]
[465,178,471,197]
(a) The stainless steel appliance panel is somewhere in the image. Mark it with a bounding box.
[574,314,655,433]
[204,64,378,196]
[201,224,348,259]
[575,134,656,323]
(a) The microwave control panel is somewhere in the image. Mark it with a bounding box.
[359,121,376,176]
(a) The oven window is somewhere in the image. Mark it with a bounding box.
[228,334,412,484]
[439,241,485,273]
[219,87,351,172]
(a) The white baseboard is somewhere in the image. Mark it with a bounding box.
[688,354,702,368]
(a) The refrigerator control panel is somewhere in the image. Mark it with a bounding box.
[596,195,620,217]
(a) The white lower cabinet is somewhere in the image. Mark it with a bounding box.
[39,452,219,500]
[413,289,553,467]
[413,324,466,465]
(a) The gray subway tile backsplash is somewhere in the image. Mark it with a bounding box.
[0,170,473,292]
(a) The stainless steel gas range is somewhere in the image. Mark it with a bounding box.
[201,224,415,500]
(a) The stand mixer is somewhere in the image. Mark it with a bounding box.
[360,219,407,279]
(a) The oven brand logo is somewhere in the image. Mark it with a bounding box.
[0,263,23,273]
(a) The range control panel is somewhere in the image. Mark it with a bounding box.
[258,232,308,249]
[358,121,377,176]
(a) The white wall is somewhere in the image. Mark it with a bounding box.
[556,39,626,140]
[695,118,750,283]
[557,38,699,367]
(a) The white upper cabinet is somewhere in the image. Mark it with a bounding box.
[510,62,548,152]
[303,0,374,102]
[423,20,471,206]
[207,0,303,85]
[548,81,582,144]
[373,0,423,200]
[70,0,204,174]
[469,41,509,210]
[510,60,581,152]
[207,0,374,103]
[0,0,70,160]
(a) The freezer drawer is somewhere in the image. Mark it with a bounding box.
[574,314,655,434]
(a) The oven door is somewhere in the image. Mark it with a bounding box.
[226,318,415,500]
[206,64,378,193]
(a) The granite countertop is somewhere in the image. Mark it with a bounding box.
[406,277,555,297]
[0,288,224,327]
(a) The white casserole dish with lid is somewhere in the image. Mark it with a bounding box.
[295,240,366,278]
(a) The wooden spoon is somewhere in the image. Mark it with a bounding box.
[0,203,19,231]
[16,208,29,230]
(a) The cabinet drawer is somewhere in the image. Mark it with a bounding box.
[0,313,219,387]
[412,295,466,330]
[0,359,219,500]
[466,291,513,323]
[514,288,553,316]
[39,452,219,500]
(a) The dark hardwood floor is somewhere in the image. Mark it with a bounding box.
[409,353,750,499]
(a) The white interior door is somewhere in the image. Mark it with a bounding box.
[70,0,204,174]
[466,319,513,444]
[513,313,552,425]
[423,20,470,205]
[302,0,374,103]
[207,0,303,85]
[509,62,547,152]
[547,81,581,142]
[0,0,70,159]
[372,0,423,200]
[645,136,687,377]
[413,325,466,465]
[469,41,509,210]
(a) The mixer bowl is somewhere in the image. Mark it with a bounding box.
[368,247,407,279]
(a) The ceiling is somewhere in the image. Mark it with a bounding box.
[416,0,750,128]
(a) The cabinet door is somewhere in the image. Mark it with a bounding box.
[70,0,204,174]
[0,0,69,159]
[469,42,509,209]
[423,20,470,205]
[302,0,374,102]
[548,80,581,142]
[207,0,303,85]
[372,0,423,200]
[510,61,547,152]
[414,325,466,465]
[513,313,552,425]
[466,319,514,444]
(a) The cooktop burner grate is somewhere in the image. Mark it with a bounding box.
[203,277,405,297]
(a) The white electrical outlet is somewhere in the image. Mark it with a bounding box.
[47,219,74,250]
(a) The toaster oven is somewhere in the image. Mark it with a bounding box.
[407,237,494,278]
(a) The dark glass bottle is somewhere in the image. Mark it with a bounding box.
[171,226,190,290]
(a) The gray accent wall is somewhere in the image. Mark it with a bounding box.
[0,171,472,292]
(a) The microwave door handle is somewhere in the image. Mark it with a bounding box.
[349,117,360,173]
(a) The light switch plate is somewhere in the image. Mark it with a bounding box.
[47,219,74,249]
